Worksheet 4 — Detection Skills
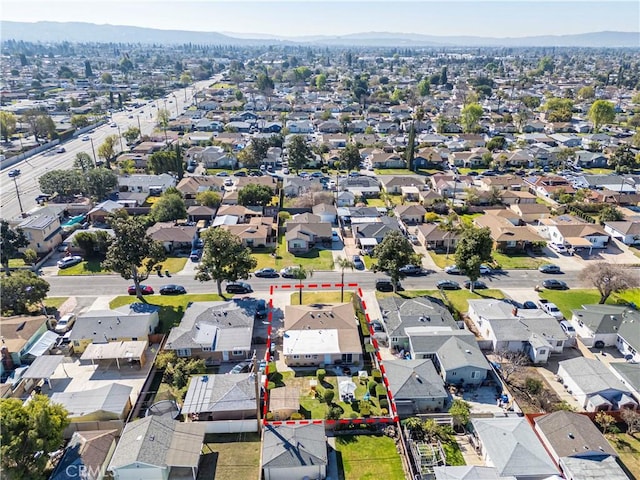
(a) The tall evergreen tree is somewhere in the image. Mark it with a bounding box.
[406,123,416,171]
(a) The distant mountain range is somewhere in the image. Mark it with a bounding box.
[1,21,639,48]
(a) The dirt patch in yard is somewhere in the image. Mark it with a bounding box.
[505,366,568,414]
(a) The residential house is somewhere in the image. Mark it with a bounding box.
[508,203,551,223]
[400,185,422,202]
[0,315,52,377]
[220,217,275,249]
[50,429,118,480]
[471,417,559,480]
[283,177,324,198]
[498,189,537,205]
[336,191,356,207]
[542,218,610,250]
[475,213,545,251]
[340,175,381,198]
[176,176,225,202]
[181,373,257,421]
[165,300,255,365]
[118,173,176,194]
[352,216,402,249]
[604,221,640,245]
[108,415,205,480]
[312,203,337,224]
[575,151,608,168]
[557,357,638,411]
[467,300,569,363]
[216,205,263,223]
[477,176,524,192]
[288,120,314,134]
[549,133,582,148]
[534,411,628,480]
[419,189,446,206]
[87,200,123,224]
[262,424,328,480]
[146,222,197,252]
[69,304,159,354]
[283,303,361,367]
[384,359,449,416]
[51,383,133,424]
[200,145,236,169]
[415,223,460,252]
[449,151,485,168]
[18,213,62,254]
[368,152,405,169]
[570,304,640,351]
[525,175,575,199]
[187,205,217,222]
[433,466,517,480]
[394,204,426,225]
[285,214,332,253]
[381,176,425,195]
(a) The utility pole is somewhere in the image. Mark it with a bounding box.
[89,137,98,167]
[117,124,124,153]
[12,173,24,215]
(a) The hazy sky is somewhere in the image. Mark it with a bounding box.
[2,1,639,38]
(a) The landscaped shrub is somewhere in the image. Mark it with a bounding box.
[323,389,335,404]
[525,377,542,395]
[359,401,371,416]
[326,406,342,420]
[379,398,389,409]
[349,412,358,419]
[381,408,389,416]
[376,385,388,398]
[368,380,378,394]
[290,412,305,420]
[372,369,382,383]
[265,412,274,421]
[316,368,326,382]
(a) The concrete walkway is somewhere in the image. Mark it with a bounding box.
[88,296,114,311]
[175,257,200,276]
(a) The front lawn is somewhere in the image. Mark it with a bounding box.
[109,293,223,333]
[8,258,27,268]
[607,432,640,480]
[428,251,456,269]
[445,289,505,314]
[57,259,112,276]
[272,235,335,270]
[335,435,405,480]
[199,433,261,480]
[43,297,69,310]
[154,257,187,273]
[491,251,546,270]
[539,288,640,319]
[374,168,415,175]
[290,291,354,305]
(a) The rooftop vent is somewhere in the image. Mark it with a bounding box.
[568,433,575,439]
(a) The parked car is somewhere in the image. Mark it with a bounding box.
[352,255,365,270]
[159,284,187,295]
[522,301,538,309]
[54,314,76,333]
[233,171,247,177]
[538,299,564,319]
[57,256,83,269]
[255,299,268,319]
[280,266,305,279]
[550,243,568,254]
[229,361,251,374]
[541,279,569,290]
[8,169,21,178]
[444,265,461,275]
[189,250,201,262]
[128,285,154,295]
[375,279,402,292]
[226,282,252,294]
[479,264,493,275]
[216,171,229,177]
[331,230,340,242]
[559,320,576,337]
[254,268,279,278]
[539,264,562,274]
[408,234,419,245]
[437,280,460,290]
[463,280,487,289]
[399,264,424,276]
[224,178,234,187]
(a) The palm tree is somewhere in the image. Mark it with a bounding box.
[292,265,313,304]
[439,212,462,258]
[336,257,356,302]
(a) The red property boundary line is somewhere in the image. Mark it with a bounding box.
[262,282,400,427]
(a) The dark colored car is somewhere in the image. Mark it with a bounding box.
[226,282,252,294]
[233,171,247,177]
[542,279,569,290]
[159,284,187,295]
[189,249,201,262]
[539,264,562,274]
[463,280,487,289]
[375,279,394,292]
[437,280,460,290]
[522,301,538,309]
[8,169,20,178]
[255,299,268,319]
[254,268,279,278]
[399,264,424,276]
[128,285,154,295]
[352,255,365,270]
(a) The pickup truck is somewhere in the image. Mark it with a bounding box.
[538,299,563,320]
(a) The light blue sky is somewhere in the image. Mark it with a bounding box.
[3,1,639,38]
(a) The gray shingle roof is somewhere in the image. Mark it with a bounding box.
[571,304,639,336]
[409,332,490,372]
[558,357,631,397]
[70,305,159,343]
[262,424,327,469]
[378,296,456,339]
[384,359,448,400]
[51,383,132,419]
[181,373,256,415]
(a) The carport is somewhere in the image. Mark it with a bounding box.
[23,355,65,389]
[565,236,593,254]
[81,340,148,369]
[359,238,378,249]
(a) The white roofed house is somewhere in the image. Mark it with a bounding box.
[118,173,176,194]
[17,213,63,254]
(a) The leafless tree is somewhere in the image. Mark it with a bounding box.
[495,350,530,383]
[579,262,639,304]
[621,408,640,436]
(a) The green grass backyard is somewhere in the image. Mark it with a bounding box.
[335,435,405,480]
[607,432,640,480]
[252,235,335,271]
[363,197,388,208]
[8,258,27,268]
[199,433,261,480]
[539,288,640,319]
[109,293,223,333]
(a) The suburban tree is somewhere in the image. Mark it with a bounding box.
[73,230,110,259]
[287,135,313,173]
[449,399,471,432]
[588,100,616,132]
[372,231,421,292]
[148,150,179,175]
[195,191,222,208]
[122,126,141,145]
[577,86,595,100]
[0,271,49,315]
[336,256,355,302]
[0,221,29,275]
[339,143,361,172]
[595,411,616,435]
[438,212,462,258]
[22,249,38,267]
[0,395,70,480]
[290,266,313,304]
[599,205,624,224]
[0,111,17,142]
[84,168,118,200]
[151,193,187,222]
[579,262,639,304]
[238,184,274,207]
[157,108,171,142]
[21,110,57,142]
[608,144,639,173]
[454,226,493,291]
[405,123,416,171]
[621,408,640,435]
[97,134,119,169]
[195,228,257,296]
[460,103,483,133]
[39,170,85,197]
[73,152,95,172]
[544,97,574,122]
[102,213,167,299]
[495,350,530,384]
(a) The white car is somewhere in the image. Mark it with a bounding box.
[57,255,83,269]
[54,314,76,333]
[550,243,568,254]
[559,320,576,337]
[81,135,90,141]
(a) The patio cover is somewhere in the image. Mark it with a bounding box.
[23,355,64,381]
[81,340,147,368]
[565,237,592,247]
[359,238,379,247]
[25,330,58,357]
